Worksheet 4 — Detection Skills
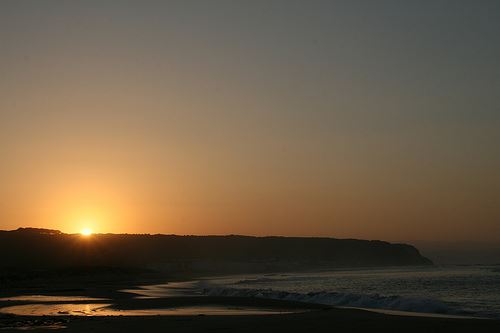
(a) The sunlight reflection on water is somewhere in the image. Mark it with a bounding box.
[0,303,293,316]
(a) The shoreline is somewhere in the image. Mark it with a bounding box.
[2,306,500,333]
[1,272,500,332]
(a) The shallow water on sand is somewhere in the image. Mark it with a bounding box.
[0,303,294,317]
[0,295,107,302]
[121,281,201,298]
[0,287,298,317]
[0,303,113,316]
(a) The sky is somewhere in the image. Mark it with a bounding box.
[0,0,499,242]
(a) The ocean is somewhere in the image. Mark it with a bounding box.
[3,265,499,320]
[197,265,500,319]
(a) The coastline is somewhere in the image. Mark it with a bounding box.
[1,272,500,332]
[2,305,500,333]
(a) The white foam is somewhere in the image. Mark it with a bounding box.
[202,286,479,317]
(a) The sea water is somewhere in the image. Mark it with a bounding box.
[4,266,498,319]
[200,265,500,319]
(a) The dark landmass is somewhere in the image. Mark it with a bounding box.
[0,228,431,283]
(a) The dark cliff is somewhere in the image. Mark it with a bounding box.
[0,228,432,273]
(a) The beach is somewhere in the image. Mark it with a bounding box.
[1,274,500,332]
[2,301,500,332]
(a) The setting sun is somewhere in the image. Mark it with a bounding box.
[81,228,93,236]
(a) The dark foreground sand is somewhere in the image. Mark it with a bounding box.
[2,307,500,333]
[1,296,500,333]
[67,310,500,333]
[1,277,500,332]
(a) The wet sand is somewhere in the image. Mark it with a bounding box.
[1,278,500,332]
[2,305,500,332]
[63,309,500,333]
[0,296,320,317]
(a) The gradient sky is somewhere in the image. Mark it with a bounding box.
[1,0,499,242]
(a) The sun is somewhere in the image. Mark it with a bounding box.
[80,228,93,236]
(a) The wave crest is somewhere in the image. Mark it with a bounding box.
[202,286,467,316]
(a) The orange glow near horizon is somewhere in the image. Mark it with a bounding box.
[1,1,500,244]
[80,228,93,236]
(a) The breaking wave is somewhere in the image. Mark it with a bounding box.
[202,286,483,317]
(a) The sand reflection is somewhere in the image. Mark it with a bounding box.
[0,303,294,316]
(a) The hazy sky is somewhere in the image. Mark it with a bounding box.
[1,0,499,242]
